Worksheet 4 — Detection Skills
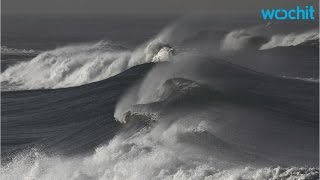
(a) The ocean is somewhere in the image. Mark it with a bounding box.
[1,14,319,180]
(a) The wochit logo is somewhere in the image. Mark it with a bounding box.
[261,6,316,20]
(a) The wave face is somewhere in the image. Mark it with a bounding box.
[1,40,174,90]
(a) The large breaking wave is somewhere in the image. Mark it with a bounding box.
[1,18,319,180]
[2,22,318,91]
[2,59,319,179]
[1,38,174,90]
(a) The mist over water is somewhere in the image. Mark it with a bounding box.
[1,14,319,180]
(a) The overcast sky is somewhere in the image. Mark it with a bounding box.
[2,0,319,15]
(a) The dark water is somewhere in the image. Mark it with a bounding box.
[2,14,177,50]
[1,14,319,179]
[2,64,153,159]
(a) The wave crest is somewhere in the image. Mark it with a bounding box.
[221,28,319,51]
[260,29,319,50]
[1,40,174,90]
[220,29,268,51]
[1,46,40,56]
